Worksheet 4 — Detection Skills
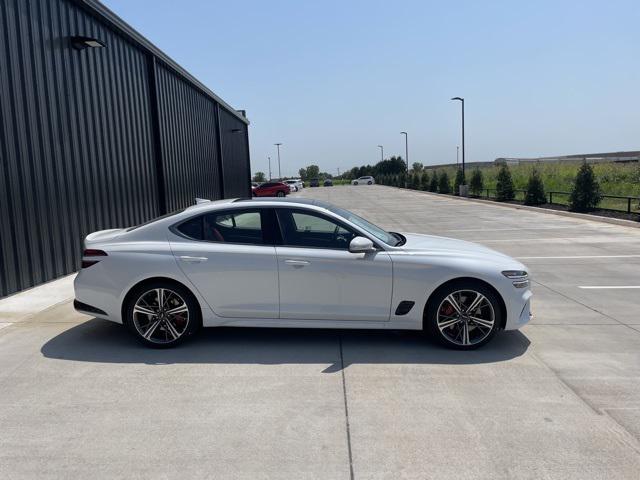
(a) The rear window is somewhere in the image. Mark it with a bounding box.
[126,208,185,231]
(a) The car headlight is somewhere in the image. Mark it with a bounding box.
[502,270,529,289]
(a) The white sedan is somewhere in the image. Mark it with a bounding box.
[74,198,532,349]
[351,176,375,185]
[283,180,300,192]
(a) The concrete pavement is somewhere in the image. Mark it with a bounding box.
[1,185,640,479]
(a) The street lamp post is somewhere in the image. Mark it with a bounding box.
[274,143,282,179]
[377,145,384,162]
[268,156,272,180]
[456,146,459,166]
[451,97,465,179]
[400,132,409,188]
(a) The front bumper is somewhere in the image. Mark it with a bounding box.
[504,288,533,330]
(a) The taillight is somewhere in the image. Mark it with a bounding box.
[82,249,107,268]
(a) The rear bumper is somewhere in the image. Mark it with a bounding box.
[73,299,108,317]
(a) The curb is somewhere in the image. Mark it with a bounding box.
[377,185,640,229]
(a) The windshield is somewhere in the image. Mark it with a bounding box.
[329,206,399,246]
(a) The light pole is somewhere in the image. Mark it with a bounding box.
[456,146,459,166]
[451,97,465,179]
[377,145,384,162]
[400,132,409,188]
[268,156,272,180]
[274,143,282,179]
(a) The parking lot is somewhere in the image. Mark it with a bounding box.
[2,185,640,479]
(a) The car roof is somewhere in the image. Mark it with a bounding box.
[234,197,332,208]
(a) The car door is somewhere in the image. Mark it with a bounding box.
[274,208,393,321]
[169,208,279,318]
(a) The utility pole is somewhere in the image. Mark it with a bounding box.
[451,97,465,179]
[456,146,459,166]
[274,143,282,180]
[400,132,409,188]
[268,156,272,180]
[377,145,384,162]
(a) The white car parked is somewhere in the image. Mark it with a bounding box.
[283,180,300,192]
[74,198,532,349]
[352,176,375,185]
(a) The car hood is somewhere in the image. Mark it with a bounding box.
[398,232,519,264]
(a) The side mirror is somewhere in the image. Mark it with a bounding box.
[349,236,375,253]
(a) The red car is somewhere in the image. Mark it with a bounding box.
[252,181,290,197]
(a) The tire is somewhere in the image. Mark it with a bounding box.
[367,181,372,185]
[124,281,200,348]
[353,182,358,185]
[424,280,502,350]
[276,191,285,197]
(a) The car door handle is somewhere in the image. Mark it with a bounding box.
[284,259,310,267]
[179,255,208,263]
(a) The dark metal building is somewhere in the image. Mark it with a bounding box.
[0,0,251,297]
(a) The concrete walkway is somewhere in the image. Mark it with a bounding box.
[1,185,640,479]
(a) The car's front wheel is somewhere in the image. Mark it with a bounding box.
[124,282,200,348]
[425,280,502,349]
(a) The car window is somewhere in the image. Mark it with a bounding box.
[176,215,204,240]
[205,210,263,244]
[277,209,356,249]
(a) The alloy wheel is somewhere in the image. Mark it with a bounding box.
[132,288,190,344]
[436,289,495,346]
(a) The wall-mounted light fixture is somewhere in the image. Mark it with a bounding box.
[230,128,242,133]
[71,36,106,50]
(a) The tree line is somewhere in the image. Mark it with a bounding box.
[377,162,603,213]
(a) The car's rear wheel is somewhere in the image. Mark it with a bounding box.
[425,280,501,350]
[124,282,199,348]
[367,181,372,185]
[276,191,285,197]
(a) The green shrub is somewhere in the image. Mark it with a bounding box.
[438,171,451,194]
[410,173,421,189]
[569,162,602,212]
[469,168,483,196]
[421,171,430,191]
[429,172,439,192]
[453,169,466,195]
[398,172,407,188]
[495,164,515,201]
[524,169,546,205]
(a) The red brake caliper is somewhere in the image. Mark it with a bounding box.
[440,304,455,316]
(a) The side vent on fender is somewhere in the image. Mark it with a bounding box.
[395,301,415,316]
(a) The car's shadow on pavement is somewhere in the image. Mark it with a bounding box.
[41,318,530,371]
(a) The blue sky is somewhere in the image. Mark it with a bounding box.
[103,0,639,176]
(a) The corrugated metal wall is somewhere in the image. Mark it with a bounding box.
[155,63,222,212]
[0,0,251,298]
[219,108,251,198]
